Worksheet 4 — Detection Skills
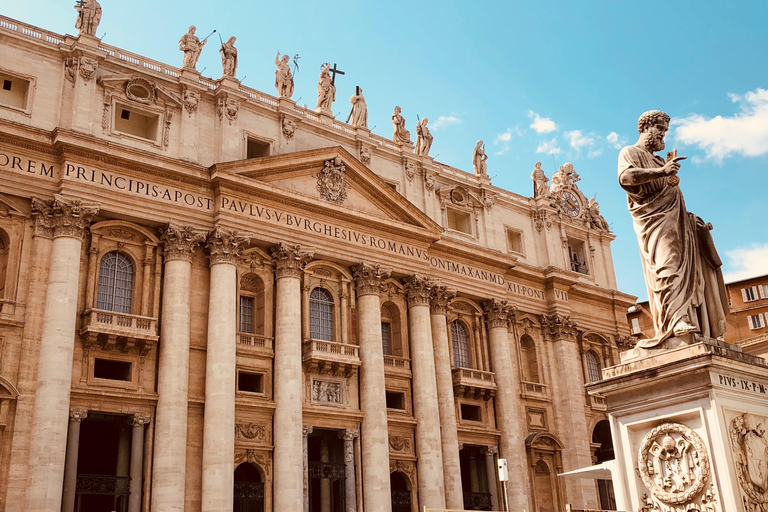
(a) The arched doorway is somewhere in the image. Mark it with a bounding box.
[525,432,564,512]
[533,460,555,512]
[390,471,411,512]
[234,463,264,512]
[592,420,616,510]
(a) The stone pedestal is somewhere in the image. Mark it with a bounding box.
[588,336,768,512]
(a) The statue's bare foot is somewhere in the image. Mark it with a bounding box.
[673,322,698,336]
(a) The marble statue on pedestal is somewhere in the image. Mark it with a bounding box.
[348,88,367,128]
[618,110,728,348]
[415,117,433,156]
[179,26,207,71]
[473,141,488,176]
[531,162,549,198]
[74,0,102,37]
[392,106,411,145]
[275,52,294,99]
[315,63,336,113]
[220,37,238,77]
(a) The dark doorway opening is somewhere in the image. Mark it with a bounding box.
[390,471,411,512]
[460,445,493,510]
[234,462,264,512]
[307,429,345,512]
[593,419,617,510]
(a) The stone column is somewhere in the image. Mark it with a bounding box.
[429,285,463,510]
[201,227,249,512]
[62,408,88,512]
[117,426,130,477]
[129,415,150,512]
[482,299,530,512]
[303,426,313,512]
[26,196,98,512]
[151,224,205,512]
[482,446,499,511]
[272,243,314,512]
[320,438,331,512]
[403,275,446,509]
[339,429,359,512]
[351,262,392,512]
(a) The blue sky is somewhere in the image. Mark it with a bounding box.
[4,0,767,300]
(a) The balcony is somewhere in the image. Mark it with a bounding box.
[383,355,411,376]
[452,368,497,401]
[463,492,493,511]
[80,309,158,355]
[236,333,273,355]
[589,393,607,411]
[521,381,549,401]
[302,339,360,377]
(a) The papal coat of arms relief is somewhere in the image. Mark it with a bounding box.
[731,413,768,512]
[637,422,720,512]
[316,157,348,205]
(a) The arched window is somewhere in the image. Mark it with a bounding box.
[310,287,334,341]
[97,251,134,314]
[520,335,540,383]
[585,350,602,383]
[451,320,470,368]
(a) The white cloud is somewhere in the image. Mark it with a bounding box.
[493,128,514,155]
[723,242,768,283]
[607,131,622,149]
[564,130,594,150]
[528,110,557,134]
[673,88,768,163]
[431,113,462,130]
[536,138,561,155]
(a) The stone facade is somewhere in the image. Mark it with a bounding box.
[0,13,635,512]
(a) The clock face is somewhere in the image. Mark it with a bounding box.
[560,191,581,217]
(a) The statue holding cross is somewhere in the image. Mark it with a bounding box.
[315,63,337,115]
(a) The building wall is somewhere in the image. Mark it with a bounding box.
[0,14,636,512]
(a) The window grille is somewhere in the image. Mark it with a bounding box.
[97,251,134,314]
[585,350,602,383]
[381,322,392,355]
[310,287,334,341]
[239,296,254,333]
[451,321,470,368]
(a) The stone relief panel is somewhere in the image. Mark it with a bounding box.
[315,157,348,205]
[526,408,548,431]
[637,422,719,512]
[388,435,413,454]
[730,412,768,512]
[235,422,268,443]
[234,449,271,478]
[311,379,343,404]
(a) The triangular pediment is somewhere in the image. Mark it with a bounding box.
[0,193,31,217]
[211,146,443,235]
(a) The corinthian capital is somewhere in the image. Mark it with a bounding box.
[69,408,88,422]
[130,414,152,427]
[540,313,578,341]
[205,226,251,265]
[270,242,314,279]
[159,223,205,262]
[429,285,456,315]
[403,274,434,308]
[351,262,391,297]
[31,195,99,240]
[482,299,516,329]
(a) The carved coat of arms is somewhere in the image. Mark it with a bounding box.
[316,157,348,205]
[731,413,768,511]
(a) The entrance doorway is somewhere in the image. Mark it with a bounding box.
[234,463,264,512]
[459,445,493,510]
[307,429,346,512]
[593,420,617,510]
[390,471,411,512]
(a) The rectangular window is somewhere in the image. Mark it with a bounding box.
[239,296,254,333]
[93,359,132,381]
[748,314,765,330]
[237,371,264,393]
[385,391,405,410]
[246,138,270,159]
[743,287,759,302]
[506,228,524,254]
[381,322,392,355]
[631,317,641,335]
[446,208,472,234]
[568,239,589,275]
[760,284,768,299]
[114,104,159,141]
[0,73,30,110]
[460,403,482,422]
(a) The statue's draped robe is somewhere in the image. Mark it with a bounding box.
[350,95,367,128]
[618,146,728,347]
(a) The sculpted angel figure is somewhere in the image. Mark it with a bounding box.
[74,0,102,37]
[179,26,207,71]
[587,198,610,231]
[275,52,295,99]
[219,36,238,77]
[392,106,411,145]
[348,87,368,128]
[531,162,550,198]
[473,140,488,176]
[415,117,433,156]
[315,63,336,112]
[618,110,728,346]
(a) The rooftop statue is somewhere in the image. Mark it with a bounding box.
[315,63,336,114]
[618,110,728,347]
[74,0,102,37]
[531,162,549,198]
[179,26,207,71]
[415,117,433,157]
[348,87,368,128]
[473,141,488,176]
[550,162,579,196]
[392,106,411,145]
[275,51,295,99]
[219,36,238,78]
